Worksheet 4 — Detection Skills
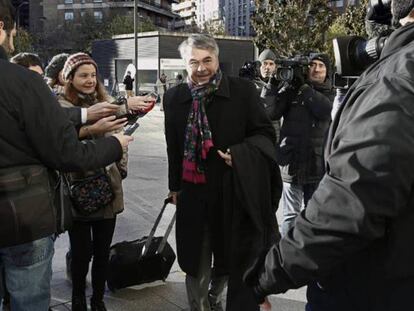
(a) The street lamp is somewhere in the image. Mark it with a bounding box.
[134,0,139,94]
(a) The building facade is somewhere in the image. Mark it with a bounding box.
[171,0,196,29]
[173,0,255,36]
[12,0,30,29]
[30,0,179,35]
[91,31,256,93]
[221,0,255,36]
[329,0,361,13]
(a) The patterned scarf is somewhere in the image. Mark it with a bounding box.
[182,70,222,184]
[77,92,97,107]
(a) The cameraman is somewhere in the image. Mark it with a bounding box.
[254,49,284,143]
[247,1,414,310]
[278,53,333,237]
[0,1,134,310]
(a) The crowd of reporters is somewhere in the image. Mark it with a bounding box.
[0,2,152,309]
[3,0,414,310]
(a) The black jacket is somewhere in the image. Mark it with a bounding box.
[0,53,123,245]
[164,76,276,278]
[0,60,121,170]
[65,107,82,128]
[252,22,414,310]
[225,135,281,311]
[277,82,333,184]
[253,77,286,144]
[123,75,134,90]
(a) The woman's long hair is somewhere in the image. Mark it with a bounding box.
[64,72,111,106]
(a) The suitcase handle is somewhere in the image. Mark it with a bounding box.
[142,197,174,256]
[156,211,176,254]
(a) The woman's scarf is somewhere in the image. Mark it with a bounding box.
[182,70,222,184]
[77,92,97,107]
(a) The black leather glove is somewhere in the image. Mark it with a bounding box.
[292,66,306,90]
[243,253,267,304]
[269,74,278,86]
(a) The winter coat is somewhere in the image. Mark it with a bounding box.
[164,75,276,281]
[223,135,281,310]
[277,83,333,185]
[252,22,414,311]
[0,50,122,246]
[123,75,134,91]
[253,77,285,144]
[58,96,127,220]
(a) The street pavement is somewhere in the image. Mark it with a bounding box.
[49,104,307,311]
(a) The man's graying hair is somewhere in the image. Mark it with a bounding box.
[178,34,219,60]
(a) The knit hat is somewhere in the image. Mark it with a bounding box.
[392,0,414,20]
[62,52,98,81]
[258,49,277,63]
[45,53,69,81]
[310,53,331,73]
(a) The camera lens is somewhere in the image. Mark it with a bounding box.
[278,68,294,82]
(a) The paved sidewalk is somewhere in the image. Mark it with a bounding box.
[49,106,306,311]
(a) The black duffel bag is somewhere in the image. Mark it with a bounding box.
[107,198,176,291]
[0,165,57,248]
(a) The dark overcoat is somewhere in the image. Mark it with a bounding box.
[253,21,414,311]
[164,75,276,278]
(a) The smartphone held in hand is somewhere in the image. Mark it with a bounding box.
[124,123,140,136]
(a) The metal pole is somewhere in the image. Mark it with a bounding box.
[134,0,139,94]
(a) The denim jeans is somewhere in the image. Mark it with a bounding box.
[281,182,317,237]
[0,236,54,311]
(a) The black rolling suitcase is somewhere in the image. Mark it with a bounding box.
[107,198,176,291]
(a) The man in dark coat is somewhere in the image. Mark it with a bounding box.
[123,71,134,97]
[0,2,134,309]
[253,49,284,144]
[248,2,414,311]
[164,34,280,311]
[277,53,333,237]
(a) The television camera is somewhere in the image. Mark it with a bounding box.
[333,0,392,90]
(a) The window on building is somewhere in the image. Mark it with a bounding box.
[80,11,86,17]
[65,11,74,20]
[336,0,344,7]
[93,0,103,3]
[64,0,73,4]
[94,10,103,20]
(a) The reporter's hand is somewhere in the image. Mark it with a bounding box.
[168,191,178,205]
[112,132,134,148]
[260,297,272,311]
[269,74,278,86]
[88,115,127,136]
[87,102,120,122]
[292,67,306,90]
[127,96,154,112]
